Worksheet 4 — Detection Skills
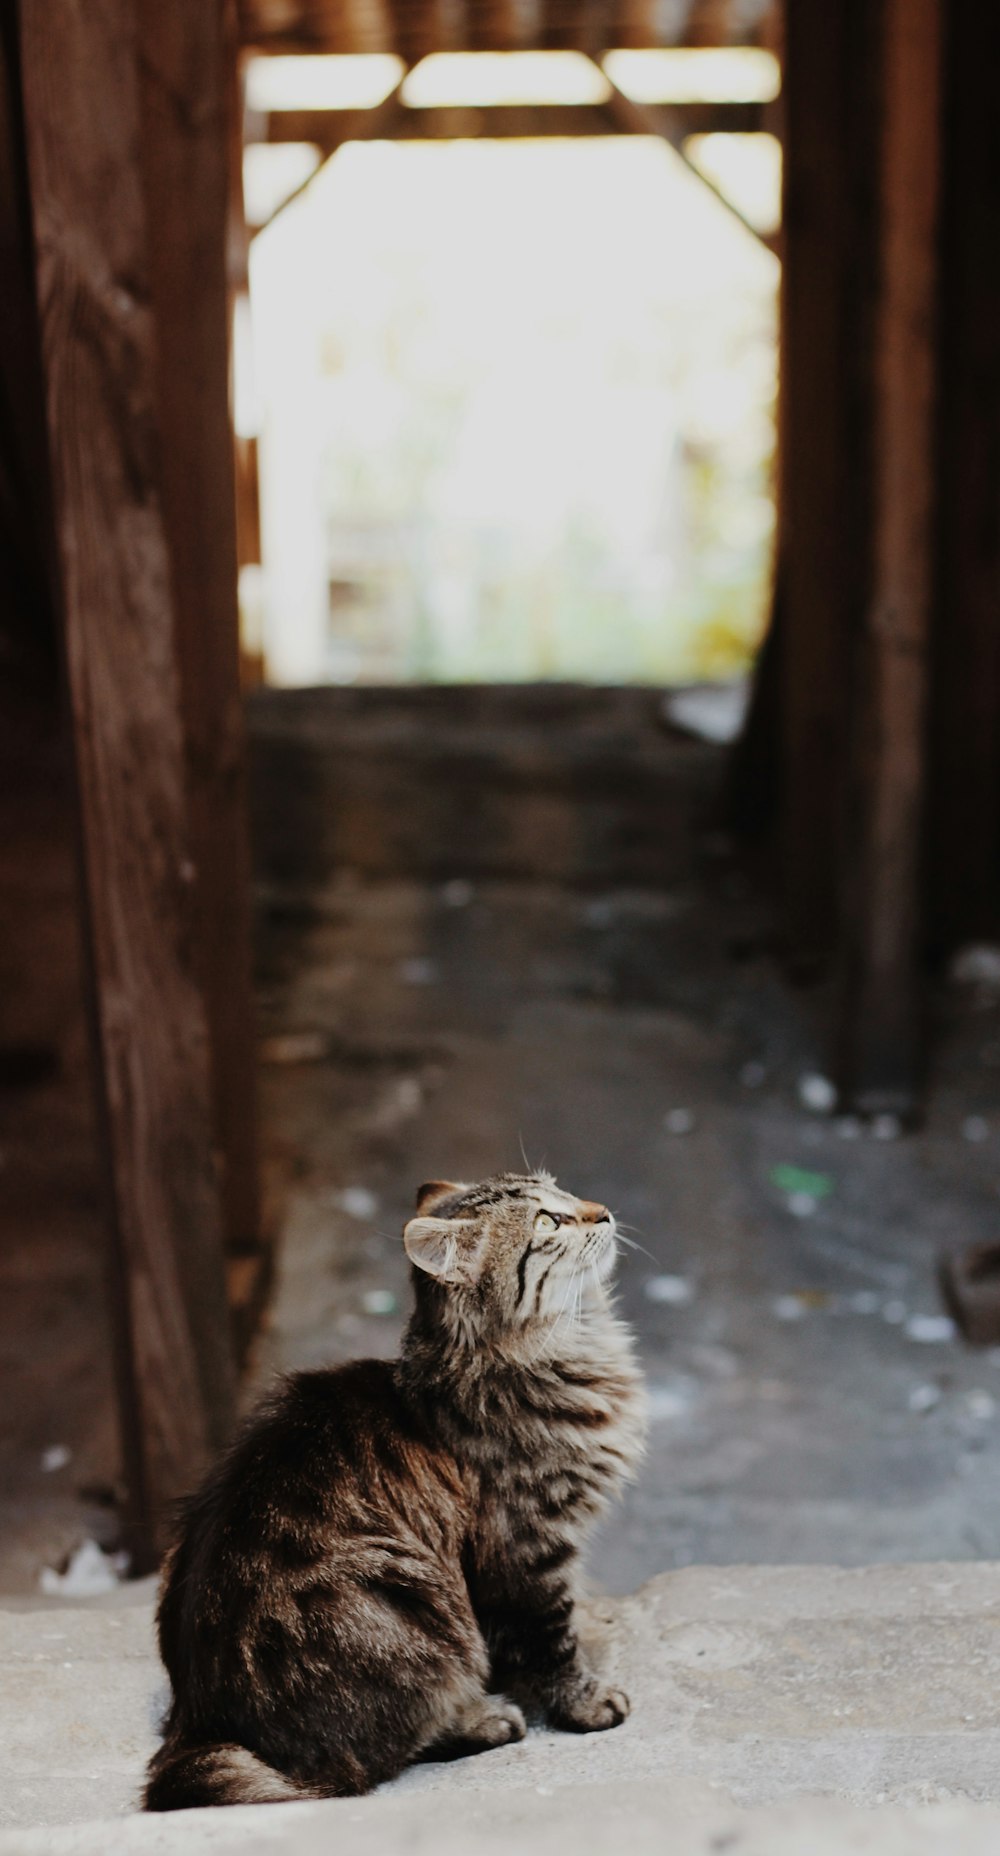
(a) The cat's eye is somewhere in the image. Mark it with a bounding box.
[534,1211,559,1234]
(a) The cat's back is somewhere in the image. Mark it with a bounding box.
[157,1358,466,1681]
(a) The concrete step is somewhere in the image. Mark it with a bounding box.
[5,1563,1000,1852]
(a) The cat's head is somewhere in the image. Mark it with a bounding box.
[402,1171,617,1337]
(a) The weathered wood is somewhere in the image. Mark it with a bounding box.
[0,9,58,688]
[838,0,943,1111]
[778,0,873,961]
[926,4,1000,952]
[137,0,263,1266]
[17,0,236,1561]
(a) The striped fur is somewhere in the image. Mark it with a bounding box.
[145,1173,646,1811]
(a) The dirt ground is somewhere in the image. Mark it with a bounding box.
[4,688,1000,1596]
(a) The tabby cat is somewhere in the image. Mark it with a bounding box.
[145,1172,646,1811]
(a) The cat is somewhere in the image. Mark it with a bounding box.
[144,1171,647,1811]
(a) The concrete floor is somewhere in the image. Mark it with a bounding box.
[5,1563,1000,1845]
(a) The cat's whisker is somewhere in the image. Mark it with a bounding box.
[612,1232,659,1265]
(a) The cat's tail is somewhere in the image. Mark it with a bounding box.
[144,1736,321,1811]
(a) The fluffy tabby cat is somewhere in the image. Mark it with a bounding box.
[145,1172,646,1811]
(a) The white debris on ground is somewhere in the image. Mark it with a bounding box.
[646,1381,696,1421]
[663,1108,695,1136]
[441,879,474,907]
[333,1185,379,1220]
[949,943,1000,988]
[962,1115,990,1143]
[905,1314,957,1344]
[660,681,751,745]
[39,1539,129,1599]
[40,1446,71,1473]
[772,1294,808,1322]
[644,1274,695,1306]
[786,1192,819,1218]
[798,1073,837,1114]
[965,1390,997,1422]
[872,1114,903,1141]
[908,1384,942,1414]
[360,1289,397,1317]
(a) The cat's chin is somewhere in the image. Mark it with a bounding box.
[594,1232,618,1281]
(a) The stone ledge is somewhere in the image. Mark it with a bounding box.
[4,1562,1000,1844]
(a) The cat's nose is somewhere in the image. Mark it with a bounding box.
[580,1201,611,1225]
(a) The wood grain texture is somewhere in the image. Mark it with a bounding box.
[17,0,236,1560]
[137,0,263,1266]
[838,0,943,1110]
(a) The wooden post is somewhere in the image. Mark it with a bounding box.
[926,5,1000,953]
[17,0,237,1562]
[137,0,263,1272]
[838,0,943,1111]
[778,0,875,963]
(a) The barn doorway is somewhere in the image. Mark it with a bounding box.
[238,55,780,691]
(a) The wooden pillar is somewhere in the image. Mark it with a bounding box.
[17,0,238,1562]
[778,0,875,961]
[926,5,1000,953]
[838,0,943,1111]
[137,0,263,1271]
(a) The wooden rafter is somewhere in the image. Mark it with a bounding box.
[237,0,779,53]
[255,95,766,152]
[600,67,778,252]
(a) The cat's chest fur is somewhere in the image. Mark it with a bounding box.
[441,1310,647,1543]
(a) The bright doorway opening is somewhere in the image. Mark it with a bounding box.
[241,131,779,687]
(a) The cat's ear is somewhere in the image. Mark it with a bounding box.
[403,1216,482,1286]
[414,1180,464,1214]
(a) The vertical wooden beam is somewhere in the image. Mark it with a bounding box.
[926,5,1000,952]
[838,0,943,1111]
[779,0,873,962]
[17,0,236,1561]
[137,0,263,1268]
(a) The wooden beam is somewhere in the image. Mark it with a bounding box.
[837,0,943,1112]
[236,0,780,52]
[137,0,263,1269]
[17,0,237,1562]
[257,96,767,149]
[777,0,870,962]
[0,10,58,690]
[385,0,437,65]
[600,72,778,252]
[926,5,1000,952]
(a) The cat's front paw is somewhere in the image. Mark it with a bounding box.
[549,1680,630,1734]
[476,1698,528,1747]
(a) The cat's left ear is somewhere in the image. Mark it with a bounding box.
[415,1180,464,1214]
[403,1216,483,1286]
